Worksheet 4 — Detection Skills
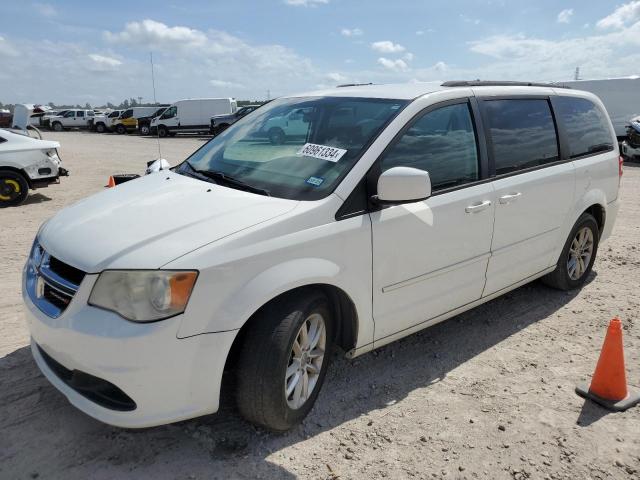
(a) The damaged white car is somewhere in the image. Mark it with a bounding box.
[0,129,68,207]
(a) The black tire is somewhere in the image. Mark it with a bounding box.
[140,124,150,135]
[52,122,63,132]
[96,123,106,133]
[542,213,600,290]
[236,290,334,432]
[157,125,169,138]
[115,124,126,135]
[268,127,285,145]
[0,170,29,207]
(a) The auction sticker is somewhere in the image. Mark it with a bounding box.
[297,143,347,163]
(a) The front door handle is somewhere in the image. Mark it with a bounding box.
[465,200,492,214]
[499,192,522,204]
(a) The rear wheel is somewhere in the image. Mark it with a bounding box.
[0,170,29,207]
[542,213,599,290]
[115,124,126,135]
[96,123,106,133]
[236,291,333,431]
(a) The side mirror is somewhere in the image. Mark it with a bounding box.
[375,167,432,205]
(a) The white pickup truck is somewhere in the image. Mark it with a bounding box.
[48,110,95,131]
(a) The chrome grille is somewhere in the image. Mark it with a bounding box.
[26,241,85,318]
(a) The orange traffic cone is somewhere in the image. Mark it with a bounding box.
[106,176,116,188]
[576,318,640,411]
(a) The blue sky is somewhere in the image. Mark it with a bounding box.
[1,0,639,105]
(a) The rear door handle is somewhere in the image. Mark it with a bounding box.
[465,200,492,214]
[499,192,522,204]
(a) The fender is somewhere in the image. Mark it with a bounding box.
[176,257,373,350]
[553,187,607,265]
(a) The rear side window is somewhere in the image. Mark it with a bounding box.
[380,102,479,191]
[77,111,85,118]
[554,97,613,158]
[484,99,559,175]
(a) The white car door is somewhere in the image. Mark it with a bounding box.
[370,99,495,341]
[62,111,76,127]
[479,97,575,296]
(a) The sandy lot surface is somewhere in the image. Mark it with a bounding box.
[1,131,639,480]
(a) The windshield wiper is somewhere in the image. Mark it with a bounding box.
[196,169,271,196]
[179,161,270,196]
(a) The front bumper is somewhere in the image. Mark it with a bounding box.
[23,269,237,428]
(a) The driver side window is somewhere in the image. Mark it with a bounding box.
[162,106,177,119]
[380,102,479,191]
[64,111,75,118]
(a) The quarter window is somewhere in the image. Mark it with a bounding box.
[380,102,479,191]
[554,96,613,158]
[484,99,559,175]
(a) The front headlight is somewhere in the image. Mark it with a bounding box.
[88,270,198,322]
[45,149,58,158]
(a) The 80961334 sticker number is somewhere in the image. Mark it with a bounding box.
[297,143,347,163]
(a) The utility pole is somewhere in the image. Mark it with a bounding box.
[574,67,581,81]
[137,96,143,105]
[266,89,271,101]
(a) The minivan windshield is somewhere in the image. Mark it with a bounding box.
[177,96,407,200]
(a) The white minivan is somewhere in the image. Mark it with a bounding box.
[23,82,621,431]
[150,98,237,137]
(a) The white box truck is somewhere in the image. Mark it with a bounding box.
[554,76,640,139]
[150,98,237,137]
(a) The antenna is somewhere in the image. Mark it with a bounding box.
[150,52,162,160]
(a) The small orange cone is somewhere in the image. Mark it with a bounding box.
[576,318,640,411]
[106,176,116,188]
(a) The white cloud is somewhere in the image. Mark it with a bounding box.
[433,61,448,72]
[416,30,424,36]
[557,8,574,24]
[341,28,363,37]
[377,57,409,72]
[326,72,347,83]
[33,2,56,17]
[460,14,481,25]
[371,40,405,53]
[0,36,20,57]
[284,0,328,6]
[105,19,207,49]
[87,54,122,71]
[403,52,415,61]
[597,1,640,29]
[210,79,242,89]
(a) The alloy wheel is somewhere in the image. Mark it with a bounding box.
[285,313,326,409]
[567,226,594,280]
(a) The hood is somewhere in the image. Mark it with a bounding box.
[0,129,59,152]
[38,171,298,272]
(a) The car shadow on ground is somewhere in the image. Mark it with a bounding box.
[0,275,592,478]
[20,193,52,206]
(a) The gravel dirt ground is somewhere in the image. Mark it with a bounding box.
[1,131,639,480]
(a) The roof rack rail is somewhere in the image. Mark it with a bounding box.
[336,82,374,88]
[441,80,571,89]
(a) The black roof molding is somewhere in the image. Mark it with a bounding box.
[442,80,571,89]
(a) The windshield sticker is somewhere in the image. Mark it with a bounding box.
[306,176,325,187]
[297,143,347,163]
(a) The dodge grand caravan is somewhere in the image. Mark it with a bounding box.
[23,81,621,431]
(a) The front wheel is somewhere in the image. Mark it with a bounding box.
[52,122,63,132]
[96,123,106,133]
[115,124,126,135]
[0,170,29,207]
[157,125,169,138]
[140,124,150,135]
[542,213,599,290]
[236,291,333,431]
